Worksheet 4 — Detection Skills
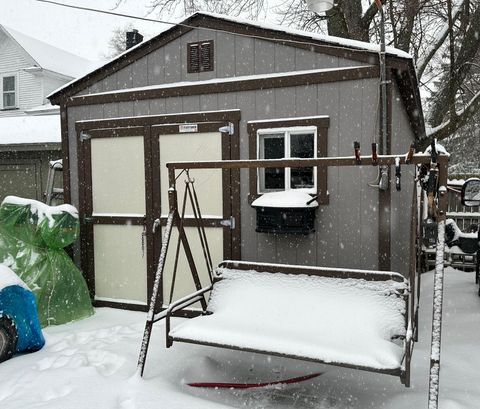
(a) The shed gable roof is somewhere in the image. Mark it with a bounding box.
[47,12,425,139]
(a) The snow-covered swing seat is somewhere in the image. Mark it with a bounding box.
[168,261,409,378]
[137,154,444,388]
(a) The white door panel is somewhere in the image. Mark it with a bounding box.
[159,132,223,217]
[93,224,147,304]
[89,134,147,305]
[91,136,146,215]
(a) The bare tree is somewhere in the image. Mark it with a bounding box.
[104,23,134,58]
[115,0,268,20]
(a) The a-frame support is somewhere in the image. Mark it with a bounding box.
[137,171,207,377]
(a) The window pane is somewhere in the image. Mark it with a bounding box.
[263,135,284,159]
[290,133,314,189]
[265,168,285,189]
[3,76,15,92]
[259,134,285,191]
[3,92,15,108]
[290,133,314,158]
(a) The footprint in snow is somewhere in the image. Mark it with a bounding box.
[41,384,72,402]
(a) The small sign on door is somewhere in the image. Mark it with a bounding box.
[179,124,198,133]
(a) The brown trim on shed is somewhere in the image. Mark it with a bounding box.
[93,299,148,312]
[75,110,241,131]
[392,67,426,141]
[247,116,330,205]
[78,126,149,300]
[60,104,71,204]
[66,66,379,108]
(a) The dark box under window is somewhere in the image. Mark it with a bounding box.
[254,206,316,234]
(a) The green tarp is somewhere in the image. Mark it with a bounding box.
[0,197,93,327]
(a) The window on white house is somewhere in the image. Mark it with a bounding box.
[2,75,17,109]
[258,127,316,193]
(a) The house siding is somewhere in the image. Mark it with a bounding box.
[0,31,44,116]
[42,75,67,102]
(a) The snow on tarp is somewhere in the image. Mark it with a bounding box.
[0,197,93,326]
[251,190,318,208]
[0,263,29,291]
[2,196,77,229]
[0,115,60,145]
[170,268,408,370]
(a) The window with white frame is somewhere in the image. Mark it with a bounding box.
[257,127,317,193]
[2,75,17,109]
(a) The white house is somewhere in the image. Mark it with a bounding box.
[0,24,95,202]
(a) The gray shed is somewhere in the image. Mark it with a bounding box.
[48,12,425,311]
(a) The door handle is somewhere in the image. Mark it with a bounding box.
[152,218,161,233]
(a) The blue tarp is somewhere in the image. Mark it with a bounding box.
[0,284,45,352]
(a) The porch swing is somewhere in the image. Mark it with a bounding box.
[137,147,449,396]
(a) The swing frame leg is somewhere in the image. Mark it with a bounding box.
[137,211,175,377]
[137,175,208,376]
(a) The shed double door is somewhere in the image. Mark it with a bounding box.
[80,120,239,310]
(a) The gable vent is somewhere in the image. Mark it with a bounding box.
[187,40,214,73]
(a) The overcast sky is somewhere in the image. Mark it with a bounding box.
[1,0,291,63]
[0,0,171,61]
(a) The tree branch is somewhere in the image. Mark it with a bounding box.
[423,88,480,143]
[416,0,464,80]
[361,0,383,28]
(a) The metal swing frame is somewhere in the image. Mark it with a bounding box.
[136,153,448,402]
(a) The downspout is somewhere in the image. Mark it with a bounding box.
[377,0,389,189]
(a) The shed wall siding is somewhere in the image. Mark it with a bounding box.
[390,84,416,275]
[82,30,368,96]
[67,76,417,276]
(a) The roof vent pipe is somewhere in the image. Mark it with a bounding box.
[126,29,143,50]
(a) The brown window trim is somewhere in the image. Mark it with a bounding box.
[187,40,214,73]
[248,116,329,205]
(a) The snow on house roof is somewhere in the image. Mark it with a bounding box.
[1,25,96,79]
[0,115,60,145]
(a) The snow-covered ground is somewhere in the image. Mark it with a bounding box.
[1,267,479,409]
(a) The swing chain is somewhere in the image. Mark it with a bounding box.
[141,224,147,258]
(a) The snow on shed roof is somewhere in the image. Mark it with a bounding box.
[0,115,60,145]
[1,25,96,79]
[199,11,412,59]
